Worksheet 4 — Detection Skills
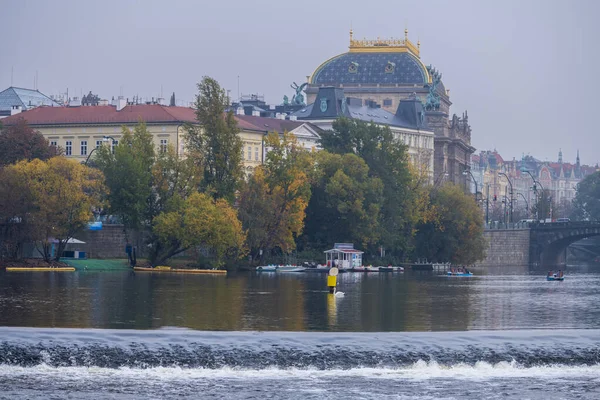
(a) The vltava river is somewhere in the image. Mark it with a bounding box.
[1,265,599,399]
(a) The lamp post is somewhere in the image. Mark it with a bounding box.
[103,135,117,154]
[521,168,545,221]
[463,169,478,202]
[516,192,529,218]
[84,147,99,165]
[498,172,513,224]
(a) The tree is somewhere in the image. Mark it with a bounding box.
[94,122,155,234]
[0,167,35,259]
[186,76,243,202]
[170,92,176,107]
[302,151,383,249]
[320,118,415,257]
[0,118,59,166]
[572,171,600,221]
[153,192,246,268]
[7,157,107,262]
[413,183,486,264]
[238,132,312,262]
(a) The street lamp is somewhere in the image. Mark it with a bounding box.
[103,135,117,154]
[521,167,545,220]
[84,147,99,165]
[516,192,529,218]
[498,172,513,224]
[463,169,478,202]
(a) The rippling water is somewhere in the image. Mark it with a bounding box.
[1,265,600,398]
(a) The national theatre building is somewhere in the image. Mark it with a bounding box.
[305,30,475,186]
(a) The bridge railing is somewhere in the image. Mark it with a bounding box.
[485,222,531,230]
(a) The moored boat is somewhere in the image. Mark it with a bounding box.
[378,266,405,272]
[256,265,306,272]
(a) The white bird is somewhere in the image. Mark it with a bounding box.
[334,289,345,297]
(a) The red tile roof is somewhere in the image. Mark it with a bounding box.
[0,105,198,126]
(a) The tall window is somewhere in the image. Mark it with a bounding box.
[247,146,252,160]
[65,141,72,156]
[255,147,259,161]
[96,140,103,149]
[80,140,87,156]
[383,99,392,107]
[160,139,168,153]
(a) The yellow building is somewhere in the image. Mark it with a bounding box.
[1,103,267,172]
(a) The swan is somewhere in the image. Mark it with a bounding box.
[334,289,345,297]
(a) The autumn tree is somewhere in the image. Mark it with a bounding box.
[186,76,243,202]
[302,151,383,250]
[153,192,246,268]
[7,157,107,262]
[0,118,59,166]
[238,132,312,262]
[413,183,486,264]
[572,171,600,221]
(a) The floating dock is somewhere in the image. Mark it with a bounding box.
[5,267,76,272]
[133,266,227,275]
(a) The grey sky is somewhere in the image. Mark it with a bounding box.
[2,0,598,165]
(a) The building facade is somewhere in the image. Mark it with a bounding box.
[304,30,474,187]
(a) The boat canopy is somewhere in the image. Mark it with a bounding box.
[324,243,363,268]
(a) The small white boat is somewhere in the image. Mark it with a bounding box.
[256,265,306,272]
[352,265,380,272]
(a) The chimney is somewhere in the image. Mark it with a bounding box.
[236,105,245,115]
[252,110,260,116]
[289,115,297,121]
[10,105,22,116]
[116,96,126,111]
[157,97,165,106]
[277,113,286,120]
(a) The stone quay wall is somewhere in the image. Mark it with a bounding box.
[477,229,530,267]
[76,225,146,259]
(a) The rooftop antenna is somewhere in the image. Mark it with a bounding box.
[160,84,163,99]
[237,75,240,101]
[11,66,13,86]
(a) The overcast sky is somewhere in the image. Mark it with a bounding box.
[2,0,598,165]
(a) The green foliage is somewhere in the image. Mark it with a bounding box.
[319,118,414,256]
[413,183,486,264]
[572,171,600,221]
[94,122,155,232]
[186,76,243,203]
[238,132,312,262]
[302,151,383,249]
[0,118,59,166]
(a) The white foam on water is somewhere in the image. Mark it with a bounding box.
[1,361,599,382]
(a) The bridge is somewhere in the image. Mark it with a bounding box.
[479,222,600,267]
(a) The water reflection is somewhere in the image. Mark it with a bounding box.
[1,266,599,331]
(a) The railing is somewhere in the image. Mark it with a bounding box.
[485,221,600,231]
[485,222,531,230]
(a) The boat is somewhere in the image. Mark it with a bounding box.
[256,265,306,272]
[378,266,405,272]
[351,265,380,272]
[304,264,331,273]
[447,268,473,277]
[546,271,565,281]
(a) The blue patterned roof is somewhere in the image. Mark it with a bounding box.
[311,52,428,86]
[0,87,59,113]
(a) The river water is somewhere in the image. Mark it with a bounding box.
[0,265,599,399]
